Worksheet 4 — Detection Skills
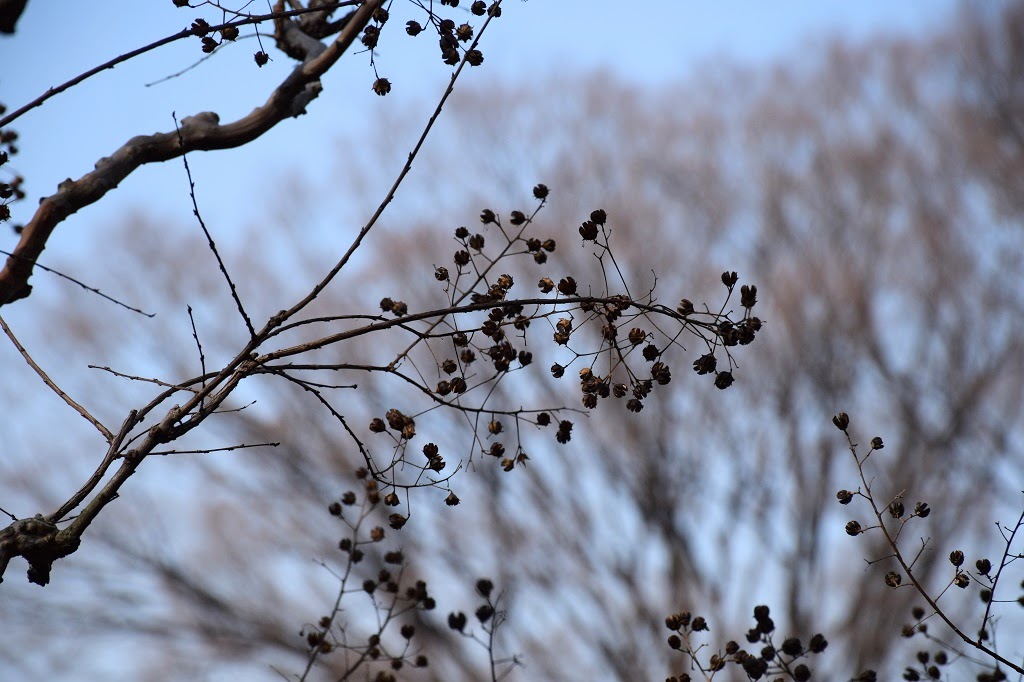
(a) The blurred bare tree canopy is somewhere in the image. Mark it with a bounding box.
[2,1,1024,681]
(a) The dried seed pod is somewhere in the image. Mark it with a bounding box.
[714,371,734,389]
[362,25,380,49]
[740,284,757,308]
[579,221,598,241]
[808,634,827,653]
[448,612,467,631]
[692,352,716,374]
[781,638,802,657]
[652,361,671,385]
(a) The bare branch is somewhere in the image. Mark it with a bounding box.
[0,1,360,129]
[174,115,256,337]
[0,0,382,307]
[0,314,112,441]
[0,248,154,316]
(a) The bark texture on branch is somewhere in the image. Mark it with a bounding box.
[0,0,380,307]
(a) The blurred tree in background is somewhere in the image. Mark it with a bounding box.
[1,1,1023,680]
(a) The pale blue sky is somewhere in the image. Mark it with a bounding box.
[0,4,978,678]
[0,0,959,265]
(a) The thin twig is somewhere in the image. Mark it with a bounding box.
[174,115,256,337]
[187,305,209,399]
[843,429,1024,674]
[0,0,380,307]
[276,0,504,324]
[151,442,279,456]
[978,497,1024,636]
[88,364,208,392]
[0,248,154,316]
[0,1,360,128]
[0,314,113,442]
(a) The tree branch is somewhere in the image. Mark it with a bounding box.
[0,0,381,307]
